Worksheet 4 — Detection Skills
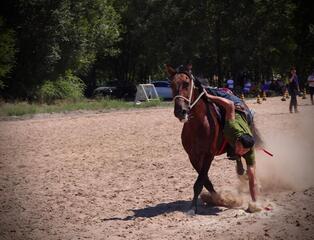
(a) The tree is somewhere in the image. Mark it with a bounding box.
[293,0,314,84]
[1,0,121,99]
[0,0,311,99]
[203,0,296,86]
[109,0,298,91]
[0,17,16,91]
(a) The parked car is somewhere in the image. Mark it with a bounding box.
[151,80,173,100]
[93,86,117,98]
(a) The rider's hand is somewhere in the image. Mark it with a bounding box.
[247,201,262,213]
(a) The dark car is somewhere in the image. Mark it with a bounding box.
[93,86,117,98]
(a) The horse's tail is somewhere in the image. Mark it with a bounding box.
[251,120,264,148]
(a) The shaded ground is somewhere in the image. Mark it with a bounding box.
[0,96,313,240]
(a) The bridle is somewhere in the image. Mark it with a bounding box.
[173,72,205,110]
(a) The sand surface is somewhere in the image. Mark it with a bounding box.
[0,96,313,240]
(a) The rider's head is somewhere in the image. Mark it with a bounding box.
[235,134,255,156]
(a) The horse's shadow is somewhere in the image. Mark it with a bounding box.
[101,200,223,222]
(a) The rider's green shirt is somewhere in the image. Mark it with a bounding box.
[223,112,255,166]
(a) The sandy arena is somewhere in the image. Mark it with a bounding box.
[0,96,314,240]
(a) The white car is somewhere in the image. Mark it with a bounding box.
[151,81,173,100]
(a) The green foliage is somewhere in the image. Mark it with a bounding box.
[0,17,16,89]
[38,71,85,103]
[0,102,37,116]
[0,98,170,117]
[38,81,59,104]
[110,0,300,86]
[0,0,312,99]
[1,0,121,98]
[293,0,314,81]
[55,71,85,100]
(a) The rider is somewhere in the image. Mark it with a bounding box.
[204,91,260,208]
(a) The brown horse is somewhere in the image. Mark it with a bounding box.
[166,65,228,214]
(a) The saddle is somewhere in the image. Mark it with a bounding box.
[194,78,253,156]
[204,86,253,126]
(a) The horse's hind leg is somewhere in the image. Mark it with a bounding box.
[204,175,215,193]
[203,157,216,193]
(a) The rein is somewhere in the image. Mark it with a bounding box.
[173,74,205,110]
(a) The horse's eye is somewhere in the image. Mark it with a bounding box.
[182,82,189,89]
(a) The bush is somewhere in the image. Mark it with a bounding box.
[38,71,85,103]
[38,80,59,104]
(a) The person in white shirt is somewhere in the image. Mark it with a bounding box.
[307,70,314,105]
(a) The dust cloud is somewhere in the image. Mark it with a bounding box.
[257,115,314,191]
[200,191,243,208]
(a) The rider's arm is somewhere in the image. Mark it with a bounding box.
[247,166,257,202]
[244,150,257,202]
[204,91,235,120]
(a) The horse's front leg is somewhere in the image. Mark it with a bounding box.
[188,172,205,215]
[203,155,217,194]
[188,154,212,215]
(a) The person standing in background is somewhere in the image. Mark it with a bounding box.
[213,74,219,87]
[226,76,234,91]
[307,69,314,105]
[288,67,300,113]
[243,80,252,94]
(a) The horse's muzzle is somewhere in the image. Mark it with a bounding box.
[174,104,190,123]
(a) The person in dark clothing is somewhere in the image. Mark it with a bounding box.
[288,67,300,113]
[307,70,314,105]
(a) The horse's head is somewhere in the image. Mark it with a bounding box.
[165,64,204,123]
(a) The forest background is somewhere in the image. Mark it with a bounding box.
[0,0,313,102]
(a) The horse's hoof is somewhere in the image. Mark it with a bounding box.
[186,208,196,216]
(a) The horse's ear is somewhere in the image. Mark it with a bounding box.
[164,64,176,77]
